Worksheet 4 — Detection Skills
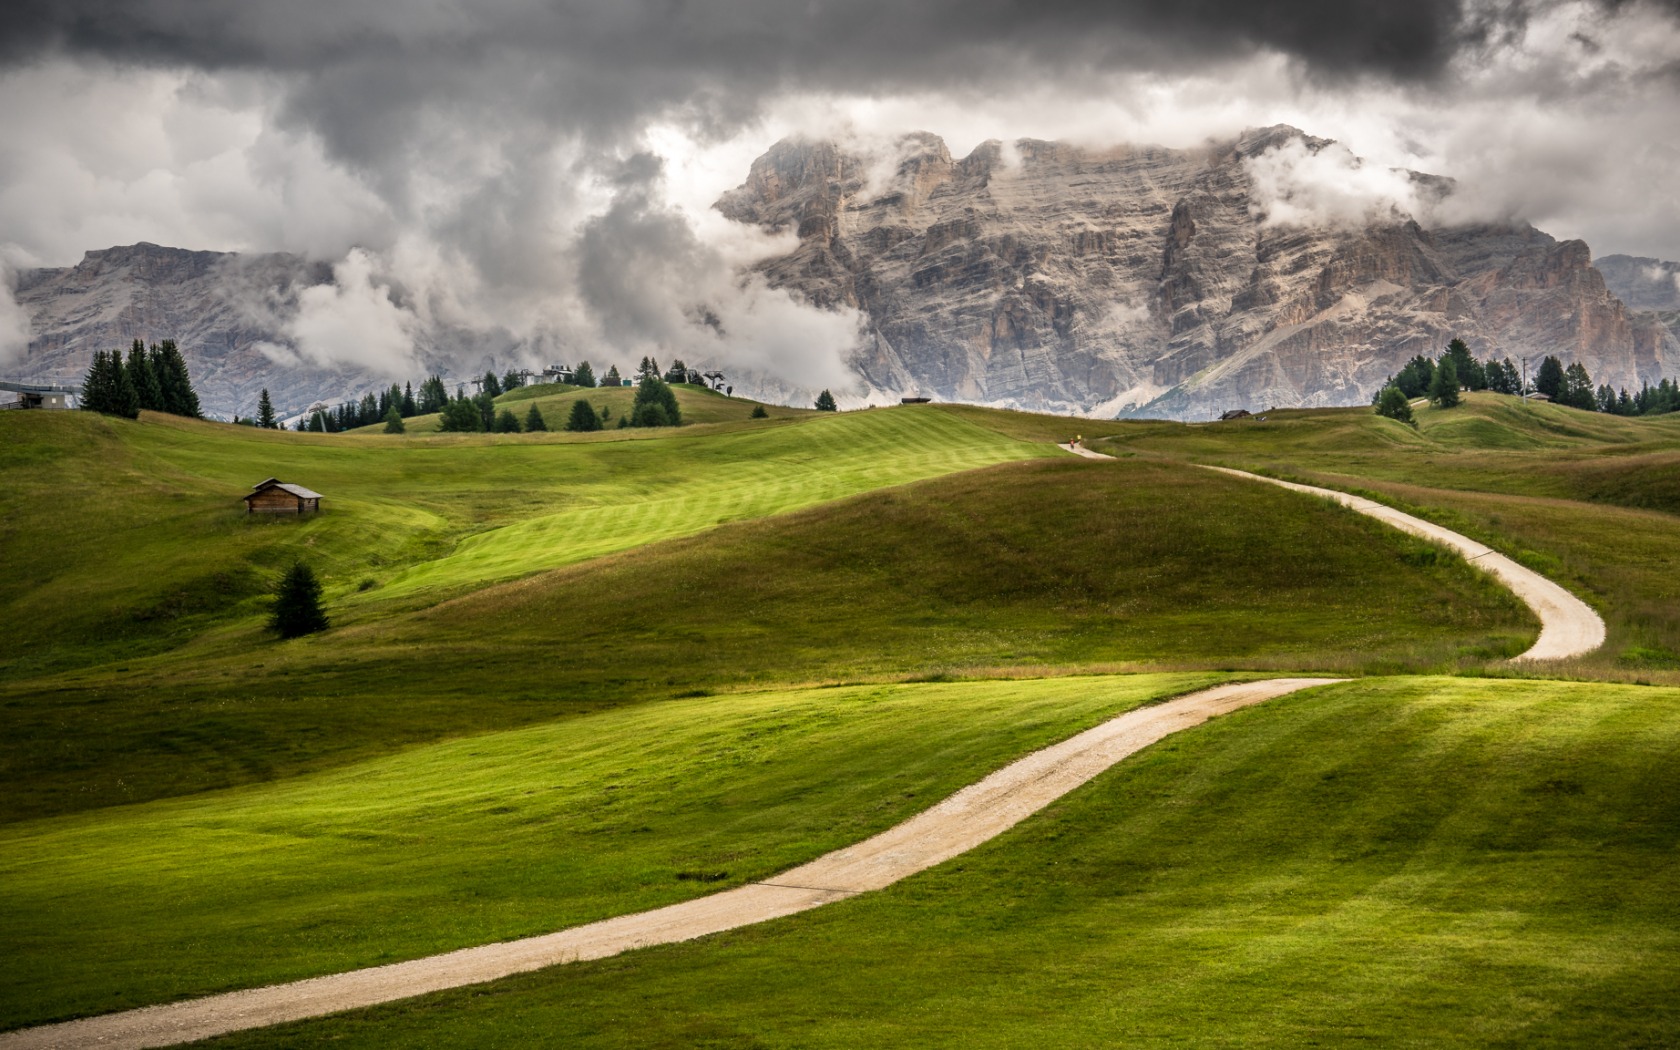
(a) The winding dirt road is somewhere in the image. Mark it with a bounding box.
[2,679,1340,1050]
[1200,467,1605,662]
[1,446,1607,1048]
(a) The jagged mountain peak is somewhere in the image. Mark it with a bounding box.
[719,129,1677,419]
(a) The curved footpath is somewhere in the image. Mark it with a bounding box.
[1198,466,1605,662]
[3,679,1339,1050]
[3,448,1606,1049]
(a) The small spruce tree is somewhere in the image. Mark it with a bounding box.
[751,404,769,419]
[631,375,682,427]
[270,562,330,639]
[1375,384,1415,425]
[1429,355,1461,408]
[152,340,200,417]
[574,361,597,388]
[525,404,548,431]
[383,405,405,433]
[495,408,522,432]
[565,399,602,432]
[257,388,277,429]
[438,397,484,432]
[815,389,838,411]
[1535,355,1565,399]
[127,339,164,411]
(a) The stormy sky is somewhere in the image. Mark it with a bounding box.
[1,0,1678,384]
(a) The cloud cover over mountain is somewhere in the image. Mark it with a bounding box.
[1,0,1677,398]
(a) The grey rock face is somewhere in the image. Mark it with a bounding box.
[1596,254,1680,352]
[10,243,348,420]
[720,127,1679,419]
[6,242,504,421]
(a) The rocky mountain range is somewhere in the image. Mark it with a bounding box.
[8,243,381,421]
[5,126,1678,421]
[719,126,1680,418]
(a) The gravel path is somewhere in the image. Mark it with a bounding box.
[1053,444,1603,661]
[1202,467,1605,661]
[0,678,1339,1050]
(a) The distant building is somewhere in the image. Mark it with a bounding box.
[900,396,933,404]
[1218,409,1252,421]
[0,381,75,410]
[244,477,323,515]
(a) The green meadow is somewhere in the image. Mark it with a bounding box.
[2,385,1678,1046]
[198,677,1680,1050]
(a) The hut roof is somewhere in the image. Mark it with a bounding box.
[246,479,323,500]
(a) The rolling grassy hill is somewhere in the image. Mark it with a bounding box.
[3,388,1677,1047]
[0,673,1225,1029]
[0,452,1534,824]
[0,402,1049,679]
[1040,393,1680,679]
[197,677,1680,1050]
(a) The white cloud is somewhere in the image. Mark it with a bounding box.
[0,258,31,367]
[1244,138,1438,229]
[283,249,421,376]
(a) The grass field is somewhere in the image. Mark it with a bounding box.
[3,389,1677,1046]
[0,456,1534,824]
[190,677,1680,1049]
[0,673,1225,1029]
[0,402,1048,679]
[1046,393,1680,680]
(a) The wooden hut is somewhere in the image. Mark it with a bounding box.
[244,478,323,515]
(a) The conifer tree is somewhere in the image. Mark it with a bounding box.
[631,375,681,427]
[565,399,601,432]
[1443,338,1485,390]
[151,340,200,417]
[494,408,522,432]
[438,396,484,432]
[402,381,417,416]
[1429,355,1461,408]
[525,403,548,431]
[574,361,597,388]
[383,405,405,433]
[1375,384,1415,425]
[419,376,449,413]
[815,389,838,411]
[1390,355,1435,398]
[126,339,164,411]
[1560,362,1597,410]
[270,562,330,638]
[601,364,620,387]
[257,388,277,429]
[1535,355,1565,399]
[751,404,769,419]
[482,370,503,398]
[80,350,117,415]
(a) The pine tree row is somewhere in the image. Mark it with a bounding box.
[1376,338,1679,423]
[81,339,201,419]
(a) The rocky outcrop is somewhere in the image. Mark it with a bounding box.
[3,243,509,422]
[1596,254,1680,353]
[8,243,366,420]
[720,127,1680,419]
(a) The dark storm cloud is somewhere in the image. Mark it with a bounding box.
[0,0,1478,112]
